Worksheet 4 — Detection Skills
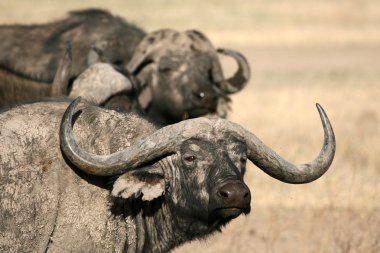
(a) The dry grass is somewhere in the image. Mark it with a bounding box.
[1,0,380,47]
[177,47,380,252]
[1,1,379,252]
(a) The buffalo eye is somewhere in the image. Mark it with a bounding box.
[184,155,197,164]
[239,155,247,175]
[159,66,172,73]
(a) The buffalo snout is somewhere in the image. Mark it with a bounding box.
[217,181,251,211]
[210,181,251,220]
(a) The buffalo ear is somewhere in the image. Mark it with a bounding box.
[126,34,157,75]
[137,85,152,110]
[126,52,154,75]
[112,166,165,201]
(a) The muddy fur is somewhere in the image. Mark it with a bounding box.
[0,101,250,253]
[0,9,247,125]
[0,9,145,81]
[0,68,52,108]
[0,9,145,110]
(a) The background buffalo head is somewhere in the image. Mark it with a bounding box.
[125,29,250,125]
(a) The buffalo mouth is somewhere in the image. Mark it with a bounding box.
[212,206,251,220]
[208,207,250,230]
[184,107,216,119]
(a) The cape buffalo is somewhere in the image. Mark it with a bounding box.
[0,97,335,253]
[0,9,250,125]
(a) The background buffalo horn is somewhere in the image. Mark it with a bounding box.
[212,48,251,94]
[51,41,72,96]
[60,98,335,182]
[219,103,336,184]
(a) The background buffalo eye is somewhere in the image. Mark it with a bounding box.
[184,155,196,162]
[159,66,172,73]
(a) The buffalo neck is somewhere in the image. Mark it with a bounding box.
[122,159,217,253]
[118,198,188,253]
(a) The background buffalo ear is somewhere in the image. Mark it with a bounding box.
[126,51,154,75]
[126,32,161,75]
[137,85,152,110]
[112,166,165,201]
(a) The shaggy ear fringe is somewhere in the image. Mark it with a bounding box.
[112,171,165,201]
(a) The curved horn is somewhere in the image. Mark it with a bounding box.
[221,103,335,184]
[51,41,72,96]
[60,97,212,176]
[213,48,251,94]
[61,98,335,181]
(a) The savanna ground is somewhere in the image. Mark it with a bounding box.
[1,1,379,252]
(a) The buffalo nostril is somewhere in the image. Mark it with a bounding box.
[218,190,230,199]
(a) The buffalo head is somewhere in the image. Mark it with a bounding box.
[60,97,335,235]
[125,29,250,124]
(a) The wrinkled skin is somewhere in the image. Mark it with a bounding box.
[0,101,250,253]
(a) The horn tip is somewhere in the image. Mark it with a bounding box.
[315,103,326,115]
[74,96,82,103]
[67,96,83,112]
[315,103,325,114]
[315,103,330,124]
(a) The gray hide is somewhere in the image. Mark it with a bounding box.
[0,9,250,126]
[0,9,144,82]
[0,9,145,109]
[0,42,72,108]
[126,29,250,125]
[0,102,154,253]
[0,99,334,252]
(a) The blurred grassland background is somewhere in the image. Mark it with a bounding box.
[1,1,379,252]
